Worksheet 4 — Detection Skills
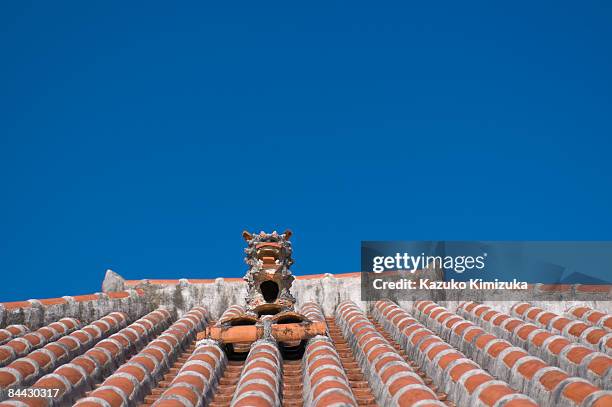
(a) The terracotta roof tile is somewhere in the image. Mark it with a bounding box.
[421,300,610,405]
[336,301,445,406]
[567,304,612,332]
[0,312,128,402]
[74,307,207,407]
[0,318,80,369]
[509,302,612,357]
[0,327,29,348]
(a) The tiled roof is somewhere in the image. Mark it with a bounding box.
[0,327,29,347]
[412,300,612,406]
[0,318,80,367]
[74,307,207,406]
[1,281,612,406]
[373,301,537,407]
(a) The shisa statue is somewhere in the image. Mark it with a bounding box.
[242,229,296,314]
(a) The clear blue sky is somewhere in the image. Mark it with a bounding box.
[1,2,611,301]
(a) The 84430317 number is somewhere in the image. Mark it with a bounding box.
[7,388,60,398]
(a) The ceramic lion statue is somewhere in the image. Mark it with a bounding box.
[242,229,296,314]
